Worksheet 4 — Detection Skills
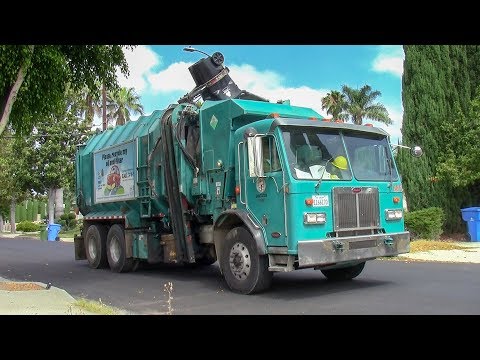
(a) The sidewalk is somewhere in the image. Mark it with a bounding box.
[0,231,74,242]
[0,276,97,315]
[0,232,122,315]
[397,241,480,264]
[1,232,479,315]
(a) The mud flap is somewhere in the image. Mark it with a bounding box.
[74,235,86,260]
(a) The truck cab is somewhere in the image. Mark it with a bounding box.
[229,116,409,269]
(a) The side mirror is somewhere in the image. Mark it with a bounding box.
[247,136,264,177]
[391,143,423,157]
[410,146,423,157]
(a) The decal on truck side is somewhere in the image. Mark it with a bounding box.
[93,141,136,203]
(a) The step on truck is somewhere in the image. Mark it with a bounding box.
[74,48,422,294]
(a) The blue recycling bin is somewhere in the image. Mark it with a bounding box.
[47,223,62,241]
[461,207,480,242]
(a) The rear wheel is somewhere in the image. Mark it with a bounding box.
[220,227,272,294]
[107,224,133,273]
[85,224,108,269]
[321,262,366,281]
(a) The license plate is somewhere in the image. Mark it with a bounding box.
[312,195,329,207]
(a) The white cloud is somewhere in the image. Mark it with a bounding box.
[148,61,195,92]
[372,46,404,77]
[145,61,329,115]
[117,46,161,94]
[228,65,329,113]
[228,64,284,90]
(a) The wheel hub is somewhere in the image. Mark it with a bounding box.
[229,242,251,280]
[88,237,97,260]
[110,236,121,264]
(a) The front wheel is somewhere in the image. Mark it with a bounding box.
[321,262,366,281]
[220,227,272,294]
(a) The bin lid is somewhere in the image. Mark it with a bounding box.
[461,207,480,212]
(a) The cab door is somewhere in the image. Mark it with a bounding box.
[242,135,287,247]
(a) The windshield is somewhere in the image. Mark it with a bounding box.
[343,132,398,181]
[282,128,352,180]
[281,127,398,181]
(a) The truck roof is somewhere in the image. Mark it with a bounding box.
[269,117,390,137]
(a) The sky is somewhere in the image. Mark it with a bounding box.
[111,45,405,143]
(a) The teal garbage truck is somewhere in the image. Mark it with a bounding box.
[74,49,422,294]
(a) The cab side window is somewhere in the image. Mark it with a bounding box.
[262,136,281,173]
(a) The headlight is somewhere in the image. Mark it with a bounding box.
[304,212,326,224]
[385,209,403,220]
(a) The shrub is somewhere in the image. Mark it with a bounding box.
[16,221,41,232]
[404,207,445,240]
[57,213,78,231]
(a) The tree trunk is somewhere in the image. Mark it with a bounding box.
[10,198,16,233]
[48,188,55,224]
[0,45,35,137]
[102,83,107,130]
[54,187,64,219]
[0,214,3,232]
[86,94,94,128]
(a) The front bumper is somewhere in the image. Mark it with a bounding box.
[297,232,410,268]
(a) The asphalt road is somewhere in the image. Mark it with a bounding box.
[1,236,480,315]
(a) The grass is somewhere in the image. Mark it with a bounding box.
[58,228,81,239]
[73,298,124,315]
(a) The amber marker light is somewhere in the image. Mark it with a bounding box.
[235,186,240,195]
[393,197,400,204]
[305,198,314,206]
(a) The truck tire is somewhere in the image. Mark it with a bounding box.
[106,224,133,273]
[321,262,366,281]
[85,224,108,269]
[220,227,272,294]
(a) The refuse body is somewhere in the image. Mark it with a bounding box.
[47,223,62,241]
[39,224,47,241]
[461,207,480,242]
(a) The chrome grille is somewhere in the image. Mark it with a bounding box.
[333,187,379,231]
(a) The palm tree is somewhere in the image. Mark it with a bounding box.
[107,87,144,126]
[321,90,347,120]
[341,84,392,125]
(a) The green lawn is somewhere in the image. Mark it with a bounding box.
[59,227,81,239]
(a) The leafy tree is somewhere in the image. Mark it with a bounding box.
[0,45,132,137]
[106,87,144,126]
[0,130,30,232]
[321,90,347,120]
[341,84,392,125]
[15,85,92,224]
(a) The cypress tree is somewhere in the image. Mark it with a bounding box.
[26,200,34,222]
[32,200,39,222]
[399,45,475,233]
[466,45,480,96]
